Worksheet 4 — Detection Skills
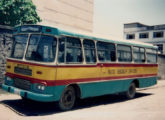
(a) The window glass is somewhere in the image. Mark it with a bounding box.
[153,31,164,38]
[83,39,96,63]
[25,35,57,62]
[58,36,83,63]
[139,33,149,39]
[10,35,28,59]
[58,38,65,63]
[117,45,132,62]
[133,47,145,63]
[146,49,157,63]
[126,34,135,39]
[97,41,116,62]
[156,44,163,54]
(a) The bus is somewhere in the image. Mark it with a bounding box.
[2,25,158,111]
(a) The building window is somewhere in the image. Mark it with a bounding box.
[153,31,164,38]
[157,44,163,53]
[139,33,149,39]
[126,34,135,39]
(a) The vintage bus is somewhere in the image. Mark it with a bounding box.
[2,25,158,111]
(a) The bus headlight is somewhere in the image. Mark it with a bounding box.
[6,76,12,81]
[36,84,46,91]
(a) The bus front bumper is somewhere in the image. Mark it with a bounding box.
[2,84,55,102]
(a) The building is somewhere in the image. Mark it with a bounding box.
[32,0,94,33]
[124,22,165,54]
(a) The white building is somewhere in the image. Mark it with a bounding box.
[124,22,165,54]
[32,0,94,32]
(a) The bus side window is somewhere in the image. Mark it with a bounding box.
[97,41,116,62]
[117,45,132,62]
[58,38,65,63]
[66,37,83,63]
[83,39,96,63]
[146,49,157,63]
[133,47,145,63]
[111,51,116,61]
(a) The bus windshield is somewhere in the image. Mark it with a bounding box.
[25,34,57,62]
[10,35,29,59]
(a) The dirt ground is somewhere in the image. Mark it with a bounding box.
[0,80,165,120]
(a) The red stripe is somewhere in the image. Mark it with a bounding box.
[5,73,56,86]
[5,72,157,86]
[7,59,158,68]
[53,74,157,86]
[7,59,57,68]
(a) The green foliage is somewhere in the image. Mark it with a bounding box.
[0,0,41,26]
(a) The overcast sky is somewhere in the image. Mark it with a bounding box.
[93,0,165,39]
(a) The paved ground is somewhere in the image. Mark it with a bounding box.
[0,80,165,120]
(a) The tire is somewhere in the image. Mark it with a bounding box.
[58,86,76,111]
[125,83,136,99]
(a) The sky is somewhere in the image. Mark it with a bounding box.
[93,0,165,39]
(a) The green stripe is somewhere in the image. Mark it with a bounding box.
[79,77,157,99]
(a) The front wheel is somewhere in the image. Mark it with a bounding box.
[125,83,136,99]
[58,86,76,111]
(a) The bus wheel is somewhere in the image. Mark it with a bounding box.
[58,86,76,111]
[125,82,136,99]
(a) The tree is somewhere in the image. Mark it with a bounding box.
[0,0,41,26]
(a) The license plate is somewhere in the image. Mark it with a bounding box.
[14,88,21,95]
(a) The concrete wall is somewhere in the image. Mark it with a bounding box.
[32,0,94,32]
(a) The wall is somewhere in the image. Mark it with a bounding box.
[32,0,94,33]
[158,54,165,80]
[0,25,13,84]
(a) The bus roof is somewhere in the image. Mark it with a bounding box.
[14,25,157,49]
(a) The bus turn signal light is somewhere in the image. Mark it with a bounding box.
[36,71,42,75]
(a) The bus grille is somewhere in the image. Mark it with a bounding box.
[14,67,32,76]
[14,78,31,90]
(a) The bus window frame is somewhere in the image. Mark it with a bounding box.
[57,35,84,65]
[10,33,31,61]
[117,44,133,63]
[146,48,158,64]
[96,41,116,63]
[24,33,58,64]
[132,46,146,63]
[83,38,97,64]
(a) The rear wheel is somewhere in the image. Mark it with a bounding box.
[58,86,76,111]
[125,83,136,99]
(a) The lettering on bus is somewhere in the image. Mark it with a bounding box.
[107,68,137,75]
[14,64,32,76]
[108,69,115,74]
[17,64,29,69]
